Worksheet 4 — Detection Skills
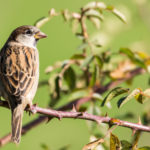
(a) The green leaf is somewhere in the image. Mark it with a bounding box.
[59,145,70,150]
[54,76,61,99]
[70,54,85,60]
[77,42,88,50]
[64,67,76,90]
[101,87,129,106]
[120,47,134,58]
[138,147,150,150]
[81,55,94,68]
[121,140,132,150]
[94,55,103,69]
[68,88,89,101]
[119,48,146,68]
[107,6,126,23]
[117,88,141,108]
[41,143,50,150]
[110,133,121,150]
[87,104,99,130]
[90,65,97,86]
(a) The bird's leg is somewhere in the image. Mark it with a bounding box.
[25,102,36,115]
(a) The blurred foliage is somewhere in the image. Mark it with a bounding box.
[34,1,150,149]
[1,0,150,150]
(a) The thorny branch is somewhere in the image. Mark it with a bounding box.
[0,68,146,147]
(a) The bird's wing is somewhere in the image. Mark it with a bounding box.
[0,44,38,103]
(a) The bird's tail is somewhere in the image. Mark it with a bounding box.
[11,104,24,144]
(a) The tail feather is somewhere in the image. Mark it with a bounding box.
[11,104,23,144]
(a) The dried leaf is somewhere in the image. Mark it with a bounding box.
[132,131,141,150]
[82,138,104,150]
[35,17,50,28]
[101,87,129,106]
[110,133,121,150]
[89,17,101,29]
[83,2,106,10]
[110,60,135,79]
[62,9,71,21]
[85,9,104,21]
[92,93,103,101]
[107,6,126,23]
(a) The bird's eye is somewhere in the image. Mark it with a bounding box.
[25,29,32,35]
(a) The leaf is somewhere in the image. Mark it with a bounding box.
[107,6,126,23]
[70,54,85,60]
[64,67,76,90]
[90,65,97,86]
[94,55,103,69]
[35,17,50,28]
[87,104,98,130]
[77,42,88,50]
[82,137,104,150]
[89,17,101,29]
[85,9,104,21]
[81,55,94,68]
[68,88,89,101]
[121,140,132,150]
[83,2,106,10]
[134,93,144,104]
[62,9,71,21]
[132,131,141,150]
[101,87,129,106]
[117,88,141,108]
[110,60,135,79]
[54,76,61,99]
[120,47,134,58]
[119,48,146,68]
[138,147,150,150]
[59,145,70,150]
[110,133,121,150]
[92,93,103,101]
[41,143,50,150]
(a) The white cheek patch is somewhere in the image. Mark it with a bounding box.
[16,34,37,49]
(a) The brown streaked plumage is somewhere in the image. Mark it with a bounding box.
[0,25,47,143]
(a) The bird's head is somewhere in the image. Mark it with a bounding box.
[8,25,47,48]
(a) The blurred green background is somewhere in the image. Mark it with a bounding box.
[0,0,150,149]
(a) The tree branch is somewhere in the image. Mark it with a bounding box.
[0,68,146,147]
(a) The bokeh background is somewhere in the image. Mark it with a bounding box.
[0,0,150,149]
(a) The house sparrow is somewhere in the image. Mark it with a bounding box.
[0,25,47,143]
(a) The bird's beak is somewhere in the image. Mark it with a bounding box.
[34,31,47,39]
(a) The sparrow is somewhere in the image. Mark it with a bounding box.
[0,25,47,143]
